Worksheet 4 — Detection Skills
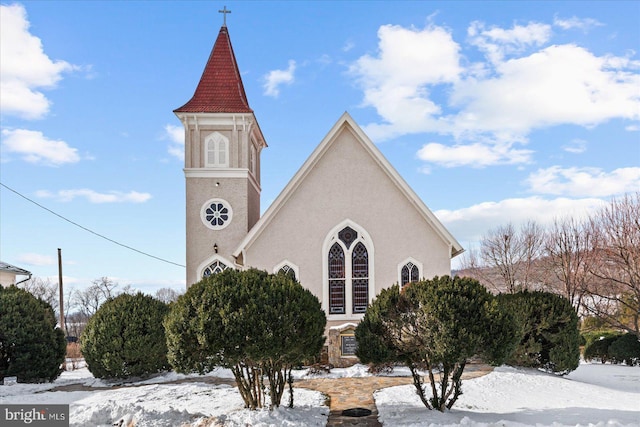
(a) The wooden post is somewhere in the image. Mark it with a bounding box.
[57,248,65,334]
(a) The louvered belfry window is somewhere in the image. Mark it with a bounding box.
[328,242,346,314]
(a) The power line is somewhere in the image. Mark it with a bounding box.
[0,182,185,268]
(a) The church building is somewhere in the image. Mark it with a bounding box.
[174,21,463,366]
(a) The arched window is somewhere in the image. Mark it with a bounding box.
[205,132,229,167]
[352,242,369,313]
[401,261,420,288]
[203,260,228,277]
[278,264,297,280]
[324,222,374,317]
[328,243,346,314]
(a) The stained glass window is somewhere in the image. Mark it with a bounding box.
[328,242,345,314]
[338,226,357,249]
[278,264,296,280]
[401,262,420,288]
[203,260,228,278]
[352,242,369,313]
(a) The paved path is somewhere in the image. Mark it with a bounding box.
[295,363,493,426]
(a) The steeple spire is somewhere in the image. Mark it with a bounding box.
[174,24,252,114]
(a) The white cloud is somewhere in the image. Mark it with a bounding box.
[36,189,152,203]
[468,21,551,64]
[526,166,640,197]
[449,44,640,138]
[351,24,462,140]
[553,16,604,32]
[350,21,640,167]
[0,4,76,119]
[16,253,55,266]
[436,196,607,244]
[417,141,533,167]
[562,139,588,154]
[625,124,640,131]
[263,60,296,97]
[1,129,80,166]
[164,124,184,161]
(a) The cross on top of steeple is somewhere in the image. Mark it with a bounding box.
[219,6,231,27]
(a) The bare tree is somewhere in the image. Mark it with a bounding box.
[155,287,182,304]
[544,216,595,313]
[72,277,119,320]
[480,221,545,293]
[584,193,640,336]
[519,221,547,289]
[20,276,58,314]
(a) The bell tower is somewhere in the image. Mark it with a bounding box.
[174,18,266,286]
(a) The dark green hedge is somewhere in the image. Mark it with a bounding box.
[584,333,640,366]
[498,291,580,374]
[0,286,66,383]
[81,292,170,379]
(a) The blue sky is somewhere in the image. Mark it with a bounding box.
[1,1,638,295]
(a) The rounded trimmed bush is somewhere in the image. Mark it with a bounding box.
[355,276,518,411]
[608,334,640,366]
[165,268,326,409]
[498,291,580,374]
[0,286,66,383]
[81,292,170,379]
[583,335,619,363]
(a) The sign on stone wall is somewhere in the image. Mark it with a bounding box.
[340,333,357,356]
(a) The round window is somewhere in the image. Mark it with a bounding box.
[201,198,233,230]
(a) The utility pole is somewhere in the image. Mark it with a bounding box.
[57,248,65,335]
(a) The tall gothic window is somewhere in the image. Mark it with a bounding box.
[326,224,372,316]
[352,242,369,313]
[205,132,229,167]
[328,243,345,314]
[401,262,420,288]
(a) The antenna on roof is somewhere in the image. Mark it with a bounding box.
[219,5,231,27]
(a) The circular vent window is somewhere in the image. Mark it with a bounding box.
[201,198,233,230]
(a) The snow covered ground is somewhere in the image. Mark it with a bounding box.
[375,364,640,427]
[1,362,638,426]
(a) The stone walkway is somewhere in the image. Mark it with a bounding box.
[295,363,493,426]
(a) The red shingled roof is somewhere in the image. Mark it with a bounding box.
[175,26,252,113]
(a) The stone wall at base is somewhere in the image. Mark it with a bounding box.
[327,323,359,368]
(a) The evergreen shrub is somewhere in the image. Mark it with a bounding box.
[581,330,620,348]
[0,286,66,383]
[498,291,580,374]
[81,292,170,379]
[165,268,326,410]
[607,334,640,366]
[583,335,619,363]
[355,276,518,411]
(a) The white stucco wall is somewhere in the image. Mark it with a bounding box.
[242,123,453,324]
